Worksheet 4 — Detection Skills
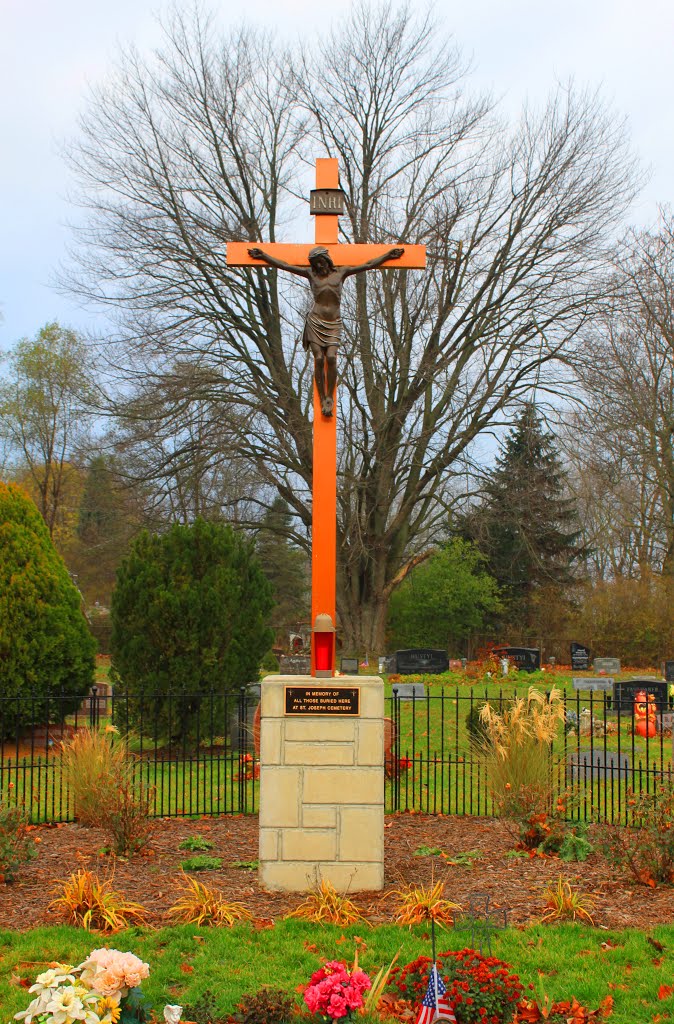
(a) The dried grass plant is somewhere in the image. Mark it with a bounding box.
[478,687,566,820]
[167,874,252,926]
[286,879,365,925]
[388,880,460,928]
[49,869,147,931]
[60,728,153,855]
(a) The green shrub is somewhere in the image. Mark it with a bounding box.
[0,801,36,882]
[601,784,674,885]
[0,482,95,738]
[261,650,280,673]
[110,519,273,739]
[179,835,215,852]
[237,988,296,1024]
[181,855,223,871]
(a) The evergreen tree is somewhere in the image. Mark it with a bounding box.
[0,482,96,736]
[255,498,309,647]
[110,518,274,737]
[462,404,584,632]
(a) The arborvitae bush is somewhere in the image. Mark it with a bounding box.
[0,482,95,738]
[110,518,273,739]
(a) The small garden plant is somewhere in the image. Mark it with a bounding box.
[179,835,215,852]
[167,874,252,926]
[541,876,596,925]
[601,783,674,886]
[0,800,36,882]
[180,854,223,871]
[48,869,147,931]
[286,879,365,926]
[388,880,460,927]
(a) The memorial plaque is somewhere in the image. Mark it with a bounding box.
[570,642,591,670]
[284,686,360,716]
[390,649,449,675]
[572,677,613,692]
[340,656,360,674]
[492,646,541,672]
[594,657,621,675]
[613,677,669,715]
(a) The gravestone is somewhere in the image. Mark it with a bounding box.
[389,649,449,675]
[278,654,312,675]
[572,677,613,692]
[570,642,591,670]
[340,656,360,674]
[492,646,540,672]
[594,657,621,674]
[613,677,668,715]
[662,661,674,683]
[391,683,426,700]
[568,749,630,783]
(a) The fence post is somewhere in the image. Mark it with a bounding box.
[89,686,98,730]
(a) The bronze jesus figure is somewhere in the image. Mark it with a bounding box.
[247,244,404,416]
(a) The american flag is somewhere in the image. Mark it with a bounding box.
[414,966,456,1024]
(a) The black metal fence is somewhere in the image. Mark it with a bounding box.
[1,685,671,824]
[387,685,674,824]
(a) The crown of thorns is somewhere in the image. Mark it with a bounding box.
[308,246,334,267]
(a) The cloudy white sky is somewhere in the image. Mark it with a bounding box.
[1,0,673,351]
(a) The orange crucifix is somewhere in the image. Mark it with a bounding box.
[227,158,426,677]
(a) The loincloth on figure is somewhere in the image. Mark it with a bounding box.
[302,313,342,351]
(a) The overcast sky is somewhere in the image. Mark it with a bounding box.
[1,0,673,351]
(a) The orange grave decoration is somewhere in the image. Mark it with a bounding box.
[634,689,657,738]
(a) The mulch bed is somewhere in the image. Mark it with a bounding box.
[2,814,673,931]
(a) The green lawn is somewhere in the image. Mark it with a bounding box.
[1,920,673,1022]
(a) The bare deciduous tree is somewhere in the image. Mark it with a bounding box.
[65,3,639,651]
[564,209,674,578]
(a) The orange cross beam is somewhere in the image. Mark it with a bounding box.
[227,158,426,676]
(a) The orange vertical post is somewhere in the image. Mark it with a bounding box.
[310,158,339,676]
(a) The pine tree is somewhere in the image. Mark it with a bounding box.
[0,481,96,736]
[462,404,584,632]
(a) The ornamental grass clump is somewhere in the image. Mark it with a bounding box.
[59,727,154,856]
[48,869,147,931]
[479,687,565,832]
[167,874,252,926]
[388,880,460,927]
[541,876,595,925]
[286,879,365,926]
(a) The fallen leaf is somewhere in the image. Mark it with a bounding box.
[659,985,674,1001]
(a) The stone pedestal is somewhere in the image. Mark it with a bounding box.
[258,674,384,892]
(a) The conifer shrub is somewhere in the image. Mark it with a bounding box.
[0,482,95,738]
[110,519,273,739]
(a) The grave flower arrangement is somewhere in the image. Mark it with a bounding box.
[11,948,150,1024]
[388,949,525,1024]
[303,959,371,1021]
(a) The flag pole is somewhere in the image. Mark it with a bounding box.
[431,916,440,1015]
